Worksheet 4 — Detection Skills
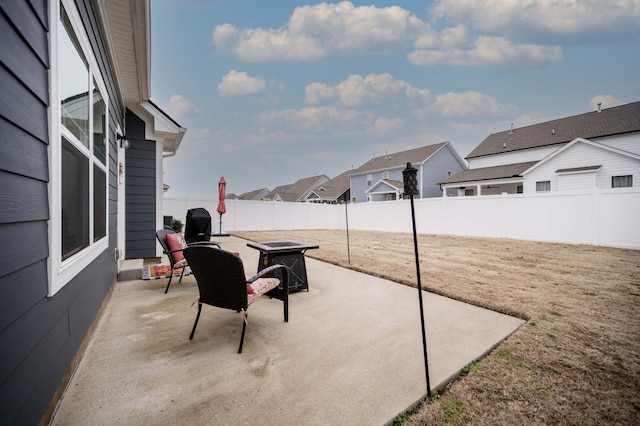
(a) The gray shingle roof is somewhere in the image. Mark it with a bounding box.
[440,161,538,184]
[351,142,448,175]
[270,175,329,202]
[311,170,351,199]
[467,101,640,159]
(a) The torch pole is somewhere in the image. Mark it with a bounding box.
[410,192,430,395]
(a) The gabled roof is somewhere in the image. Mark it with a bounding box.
[522,137,640,176]
[265,184,292,201]
[440,161,538,185]
[271,175,329,202]
[350,142,450,175]
[365,179,404,194]
[309,170,351,200]
[238,188,269,200]
[468,101,640,159]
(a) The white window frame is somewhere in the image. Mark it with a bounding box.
[382,171,389,180]
[366,174,372,186]
[48,0,110,296]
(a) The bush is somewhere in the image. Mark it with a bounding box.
[172,218,183,233]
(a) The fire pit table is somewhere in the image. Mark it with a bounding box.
[247,241,319,293]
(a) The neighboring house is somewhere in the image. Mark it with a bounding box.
[307,170,352,203]
[238,188,270,200]
[349,142,467,203]
[265,184,292,201]
[0,1,184,424]
[270,175,330,202]
[441,102,640,196]
[226,193,238,200]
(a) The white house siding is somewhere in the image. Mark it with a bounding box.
[468,145,560,168]
[595,132,640,155]
[523,142,640,193]
[558,172,597,191]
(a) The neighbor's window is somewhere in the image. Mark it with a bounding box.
[517,185,523,194]
[536,181,551,192]
[464,188,475,196]
[611,175,632,188]
[366,174,372,185]
[382,171,389,180]
[51,1,109,294]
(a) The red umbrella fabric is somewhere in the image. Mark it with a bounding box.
[217,177,226,215]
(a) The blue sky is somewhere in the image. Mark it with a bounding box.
[151,0,640,197]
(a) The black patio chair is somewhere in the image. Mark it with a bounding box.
[183,245,289,353]
[155,229,221,294]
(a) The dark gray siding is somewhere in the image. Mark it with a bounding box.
[0,0,122,424]
[125,110,157,258]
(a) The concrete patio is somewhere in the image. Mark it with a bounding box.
[50,236,524,425]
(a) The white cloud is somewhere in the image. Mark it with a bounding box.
[372,117,404,135]
[157,94,201,119]
[213,1,429,61]
[257,106,375,132]
[428,91,517,118]
[431,0,640,40]
[589,95,622,111]
[217,70,266,97]
[409,35,562,69]
[305,73,431,107]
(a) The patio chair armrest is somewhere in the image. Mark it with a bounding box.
[187,241,222,249]
[247,264,289,295]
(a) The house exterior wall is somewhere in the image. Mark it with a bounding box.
[523,142,640,193]
[351,167,406,202]
[468,145,560,169]
[125,110,157,259]
[0,1,121,424]
[421,145,466,197]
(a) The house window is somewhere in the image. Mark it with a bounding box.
[366,174,372,185]
[611,175,633,188]
[464,188,475,196]
[536,181,551,192]
[447,170,452,177]
[50,1,109,295]
[382,171,389,180]
[517,185,523,194]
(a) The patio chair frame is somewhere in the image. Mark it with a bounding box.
[183,245,289,353]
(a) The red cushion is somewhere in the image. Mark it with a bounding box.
[165,232,187,264]
[247,284,255,294]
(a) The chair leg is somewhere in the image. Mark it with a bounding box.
[189,303,202,340]
[164,273,174,294]
[238,315,247,353]
[178,266,186,283]
[283,293,289,322]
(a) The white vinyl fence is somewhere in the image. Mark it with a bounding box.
[164,187,640,250]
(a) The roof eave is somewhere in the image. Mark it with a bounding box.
[97,0,150,111]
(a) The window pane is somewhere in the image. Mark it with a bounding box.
[93,81,106,164]
[612,175,632,188]
[536,181,550,192]
[62,138,89,259]
[93,165,106,241]
[60,4,89,147]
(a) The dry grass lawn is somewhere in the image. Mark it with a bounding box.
[234,230,640,425]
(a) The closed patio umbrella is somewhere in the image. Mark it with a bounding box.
[214,176,230,236]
